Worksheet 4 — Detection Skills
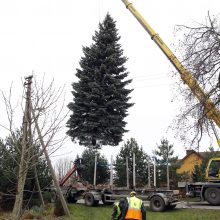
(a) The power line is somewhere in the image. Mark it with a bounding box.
[132,72,172,79]
[131,83,171,89]
[132,76,168,82]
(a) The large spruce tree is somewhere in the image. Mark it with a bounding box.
[67,13,133,148]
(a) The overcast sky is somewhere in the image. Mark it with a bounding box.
[0,0,219,162]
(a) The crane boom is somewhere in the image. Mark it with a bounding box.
[59,159,82,186]
[59,164,78,187]
[121,0,220,130]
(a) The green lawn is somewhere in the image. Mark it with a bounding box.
[59,204,220,220]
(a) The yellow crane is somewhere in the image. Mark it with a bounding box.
[121,0,220,205]
[121,0,220,129]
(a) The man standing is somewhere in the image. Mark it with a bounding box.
[121,191,146,220]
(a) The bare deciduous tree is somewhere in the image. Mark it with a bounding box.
[55,157,73,182]
[1,75,70,219]
[172,13,220,148]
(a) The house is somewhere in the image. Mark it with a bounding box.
[176,150,203,177]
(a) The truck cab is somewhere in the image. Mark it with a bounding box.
[206,158,220,182]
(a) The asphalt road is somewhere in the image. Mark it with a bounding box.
[176,201,220,210]
[143,200,220,210]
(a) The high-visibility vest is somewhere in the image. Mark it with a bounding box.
[125,196,142,220]
[114,201,121,220]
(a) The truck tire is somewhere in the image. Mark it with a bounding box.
[204,187,220,205]
[84,193,95,206]
[150,195,166,212]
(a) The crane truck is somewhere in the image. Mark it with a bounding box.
[120,0,220,205]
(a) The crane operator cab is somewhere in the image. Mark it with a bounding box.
[206,158,220,182]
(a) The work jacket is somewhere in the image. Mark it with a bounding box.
[125,196,142,220]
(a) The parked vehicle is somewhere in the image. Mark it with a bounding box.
[49,159,179,212]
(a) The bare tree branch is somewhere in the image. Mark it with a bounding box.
[172,13,220,148]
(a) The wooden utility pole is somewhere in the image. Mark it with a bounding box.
[12,76,33,220]
[31,103,70,217]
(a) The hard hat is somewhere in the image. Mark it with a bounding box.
[130,191,136,196]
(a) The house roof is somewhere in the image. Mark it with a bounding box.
[178,150,202,163]
[178,150,220,163]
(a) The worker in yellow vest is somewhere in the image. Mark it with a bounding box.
[121,191,146,220]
